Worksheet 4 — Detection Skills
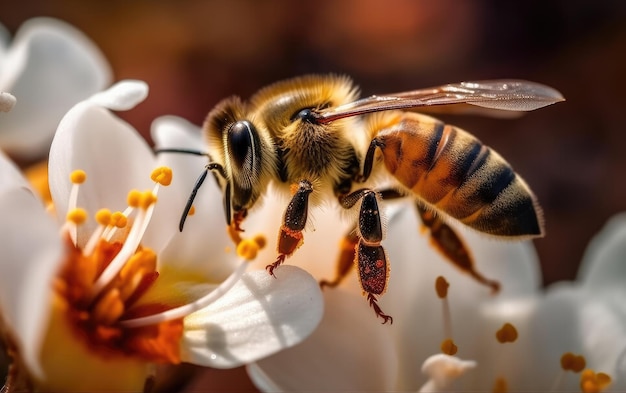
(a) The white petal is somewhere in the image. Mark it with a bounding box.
[0,148,29,193]
[248,289,397,392]
[151,116,239,279]
[87,80,148,111]
[0,91,16,112]
[578,212,626,290]
[0,188,61,379]
[180,266,323,368]
[48,86,158,248]
[0,17,111,158]
[419,354,476,392]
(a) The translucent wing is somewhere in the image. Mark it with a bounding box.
[316,80,564,123]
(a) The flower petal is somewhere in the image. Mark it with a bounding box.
[180,266,323,368]
[151,116,238,279]
[0,17,111,158]
[87,79,148,111]
[248,289,397,392]
[419,354,476,392]
[0,188,61,379]
[48,81,159,248]
[0,148,29,193]
[0,91,16,112]
[578,212,626,290]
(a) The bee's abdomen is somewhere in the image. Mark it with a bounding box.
[377,114,543,238]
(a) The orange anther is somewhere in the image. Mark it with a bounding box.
[495,322,518,343]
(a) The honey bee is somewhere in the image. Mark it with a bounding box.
[161,75,563,324]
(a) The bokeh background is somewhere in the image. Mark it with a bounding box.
[1,1,626,391]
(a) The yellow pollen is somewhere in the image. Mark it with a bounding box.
[70,169,87,184]
[127,189,142,207]
[150,166,173,186]
[561,352,587,373]
[67,208,88,225]
[440,338,458,355]
[580,369,612,393]
[139,190,157,209]
[253,234,267,249]
[111,211,127,228]
[237,238,261,260]
[95,209,112,226]
[495,322,518,343]
[188,205,196,216]
[492,377,508,393]
[435,276,449,299]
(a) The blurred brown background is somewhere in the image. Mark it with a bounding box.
[1,0,626,391]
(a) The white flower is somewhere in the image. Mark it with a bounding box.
[0,17,111,159]
[245,196,626,392]
[0,81,323,392]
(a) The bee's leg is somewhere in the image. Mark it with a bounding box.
[340,188,392,324]
[266,180,313,276]
[319,229,359,289]
[416,203,500,293]
[356,138,384,183]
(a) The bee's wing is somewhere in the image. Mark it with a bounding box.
[316,80,564,123]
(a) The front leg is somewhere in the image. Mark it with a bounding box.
[266,180,313,276]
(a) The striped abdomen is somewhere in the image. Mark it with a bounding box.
[376,112,543,238]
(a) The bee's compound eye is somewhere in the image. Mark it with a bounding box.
[227,120,256,168]
[293,108,317,124]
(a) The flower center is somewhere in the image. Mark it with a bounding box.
[53,167,183,364]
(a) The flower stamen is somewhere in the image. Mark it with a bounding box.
[435,276,456,355]
[495,323,518,344]
[580,369,612,393]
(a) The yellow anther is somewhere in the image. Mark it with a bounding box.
[561,352,587,373]
[70,169,87,184]
[95,209,112,226]
[435,276,449,299]
[440,338,458,355]
[253,234,267,249]
[492,377,508,393]
[67,208,88,225]
[495,322,518,343]
[188,205,196,216]
[237,238,261,260]
[127,189,142,207]
[140,190,157,209]
[110,211,128,228]
[150,166,173,186]
[92,288,124,325]
[120,248,157,281]
[580,369,612,393]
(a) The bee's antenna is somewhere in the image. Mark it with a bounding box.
[154,148,209,157]
[179,162,227,231]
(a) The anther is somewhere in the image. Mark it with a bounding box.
[111,211,128,228]
[253,234,267,249]
[70,169,87,184]
[95,209,112,226]
[495,322,518,344]
[92,288,125,325]
[139,190,157,210]
[492,377,508,393]
[67,208,88,225]
[440,338,458,356]
[150,166,173,186]
[580,369,612,393]
[127,190,142,208]
[188,205,196,216]
[435,276,449,298]
[237,239,261,260]
[561,352,587,373]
